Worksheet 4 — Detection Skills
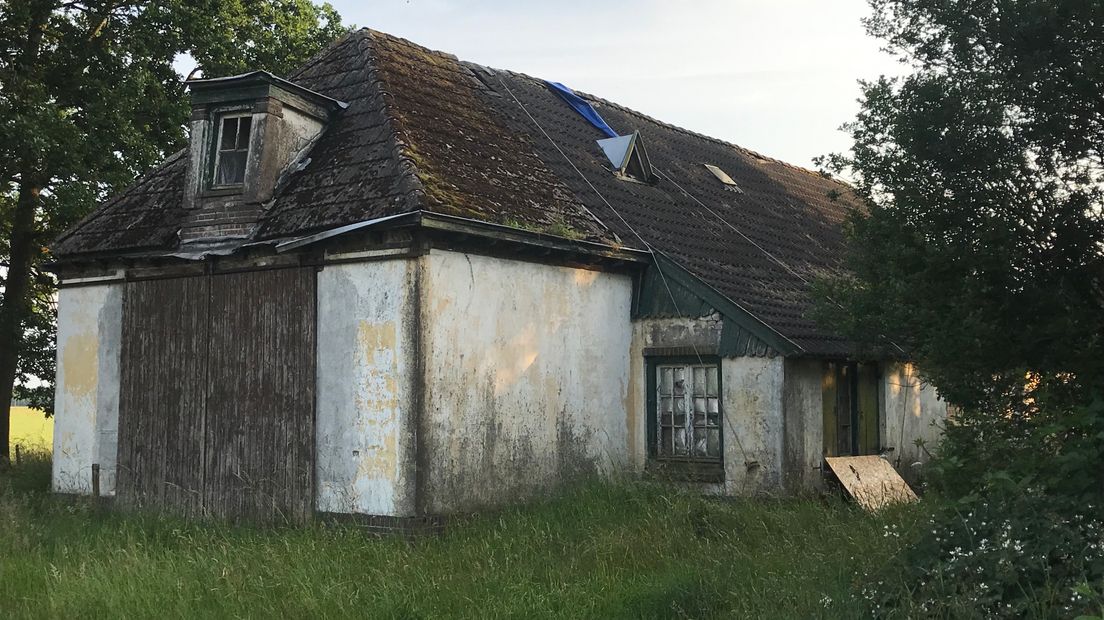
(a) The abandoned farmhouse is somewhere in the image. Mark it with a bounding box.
[49,28,947,523]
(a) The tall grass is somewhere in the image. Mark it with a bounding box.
[0,454,921,618]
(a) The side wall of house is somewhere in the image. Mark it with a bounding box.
[419,250,634,514]
[52,283,123,495]
[882,361,947,476]
[315,259,418,517]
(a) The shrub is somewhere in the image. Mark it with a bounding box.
[863,495,1104,618]
[862,386,1104,618]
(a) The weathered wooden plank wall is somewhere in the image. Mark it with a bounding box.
[117,276,209,515]
[207,269,316,522]
[116,268,316,522]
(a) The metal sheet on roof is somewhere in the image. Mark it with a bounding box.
[597,134,633,169]
[704,163,737,186]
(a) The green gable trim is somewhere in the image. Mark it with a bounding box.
[719,319,777,358]
[636,253,802,357]
[635,262,715,319]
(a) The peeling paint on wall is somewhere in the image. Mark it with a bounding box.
[61,333,98,399]
[52,284,122,495]
[420,250,633,514]
[315,261,416,517]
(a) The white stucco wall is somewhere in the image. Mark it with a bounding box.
[420,250,634,514]
[721,356,786,495]
[52,283,123,495]
[883,361,947,475]
[315,259,418,517]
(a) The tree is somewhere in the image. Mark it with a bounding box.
[0,0,348,465]
[818,0,1104,409]
[821,4,1104,611]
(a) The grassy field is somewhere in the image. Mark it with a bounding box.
[0,453,923,619]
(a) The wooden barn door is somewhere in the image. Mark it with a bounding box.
[205,269,316,522]
[116,268,316,522]
[116,277,209,516]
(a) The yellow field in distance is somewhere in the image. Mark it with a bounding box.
[10,406,53,458]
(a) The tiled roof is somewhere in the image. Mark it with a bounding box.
[480,69,858,355]
[53,28,863,356]
[52,150,189,256]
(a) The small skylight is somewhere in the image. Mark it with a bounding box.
[597,131,655,183]
[704,164,743,193]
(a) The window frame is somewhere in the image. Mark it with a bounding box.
[210,111,254,190]
[645,355,724,482]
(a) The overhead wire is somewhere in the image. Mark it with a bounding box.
[496,75,757,473]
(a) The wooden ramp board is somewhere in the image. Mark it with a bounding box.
[824,455,917,511]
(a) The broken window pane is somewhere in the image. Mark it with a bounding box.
[707,428,721,457]
[214,114,252,187]
[654,362,722,463]
[216,151,247,186]
[220,117,238,149]
[706,368,718,397]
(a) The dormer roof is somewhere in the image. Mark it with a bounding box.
[186,70,348,117]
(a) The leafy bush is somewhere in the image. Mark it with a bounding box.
[863,387,1104,618]
[863,495,1104,618]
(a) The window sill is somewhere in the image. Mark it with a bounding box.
[646,459,725,483]
[201,186,245,198]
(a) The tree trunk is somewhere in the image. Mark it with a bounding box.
[0,0,52,467]
[0,177,41,467]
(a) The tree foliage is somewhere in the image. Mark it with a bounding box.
[819,0,1104,409]
[822,2,1104,613]
[0,0,347,458]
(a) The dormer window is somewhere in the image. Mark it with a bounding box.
[597,131,655,184]
[184,71,347,212]
[213,114,253,187]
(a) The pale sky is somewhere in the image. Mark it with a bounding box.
[330,0,905,169]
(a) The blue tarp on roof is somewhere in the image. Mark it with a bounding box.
[545,81,618,138]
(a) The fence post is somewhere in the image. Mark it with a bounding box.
[92,464,100,497]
